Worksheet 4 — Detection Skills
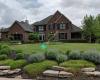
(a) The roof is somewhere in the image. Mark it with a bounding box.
[71,24,82,32]
[0,28,9,33]
[16,21,33,32]
[0,21,33,33]
[33,15,53,25]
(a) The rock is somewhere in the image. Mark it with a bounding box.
[15,75,22,79]
[43,70,59,77]
[14,69,21,73]
[84,71,100,77]
[7,69,21,75]
[81,68,95,72]
[59,71,73,78]
[52,66,67,71]
[0,66,10,70]
[43,70,73,78]
[0,71,7,76]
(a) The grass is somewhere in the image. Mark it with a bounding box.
[9,43,100,53]
[60,60,96,72]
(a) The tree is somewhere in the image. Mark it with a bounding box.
[82,15,95,43]
[93,15,100,42]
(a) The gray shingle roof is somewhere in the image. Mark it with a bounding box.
[71,24,82,32]
[0,28,9,33]
[17,21,33,32]
[0,21,33,33]
[34,15,53,25]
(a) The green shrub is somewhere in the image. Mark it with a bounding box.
[26,53,45,63]
[0,48,11,55]
[0,59,27,69]
[83,50,100,64]
[56,54,68,63]
[0,44,12,55]
[60,60,96,71]
[45,50,58,60]
[0,54,8,60]
[45,50,68,63]
[68,50,100,64]
[68,51,83,60]
[24,60,58,78]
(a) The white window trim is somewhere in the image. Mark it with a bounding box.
[39,34,45,41]
[60,23,66,29]
[39,26,44,31]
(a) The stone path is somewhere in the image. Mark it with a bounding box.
[0,78,33,80]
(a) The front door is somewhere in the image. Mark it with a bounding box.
[39,34,45,41]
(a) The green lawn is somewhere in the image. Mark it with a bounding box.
[10,43,100,53]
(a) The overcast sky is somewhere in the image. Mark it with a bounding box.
[0,0,100,28]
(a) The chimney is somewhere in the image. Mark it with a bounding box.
[25,20,29,24]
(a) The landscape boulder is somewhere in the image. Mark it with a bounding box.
[43,70,73,78]
[0,66,10,70]
[84,71,100,77]
[81,68,95,72]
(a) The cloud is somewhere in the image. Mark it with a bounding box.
[0,0,99,28]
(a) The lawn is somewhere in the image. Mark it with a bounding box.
[10,43,100,53]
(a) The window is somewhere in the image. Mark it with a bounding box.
[59,23,66,29]
[39,26,44,31]
[48,24,55,30]
[59,33,67,40]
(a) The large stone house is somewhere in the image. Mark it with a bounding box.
[0,11,82,42]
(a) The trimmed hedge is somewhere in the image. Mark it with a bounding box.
[24,60,58,77]
[0,59,27,69]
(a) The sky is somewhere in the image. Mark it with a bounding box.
[0,0,100,28]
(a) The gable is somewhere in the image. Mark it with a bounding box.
[48,11,71,24]
[9,22,25,33]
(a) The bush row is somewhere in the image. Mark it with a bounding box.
[68,50,100,64]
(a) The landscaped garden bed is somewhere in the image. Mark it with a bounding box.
[0,43,100,80]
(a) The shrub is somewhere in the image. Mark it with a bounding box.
[0,44,11,55]
[0,54,8,60]
[26,53,45,63]
[45,49,58,60]
[68,50,100,64]
[68,51,83,60]
[24,60,58,78]
[0,59,27,69]
[83,50,100,64]
[56,54,68,63]
[60,60,96,72]
[45,50,68,63]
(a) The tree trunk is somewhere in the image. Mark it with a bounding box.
[89,34,92,43]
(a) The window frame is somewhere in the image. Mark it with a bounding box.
[39,26,44,31]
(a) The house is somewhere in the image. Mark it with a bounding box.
[0,11,82,42]
[33,11,82,41]
[0,20,33,42]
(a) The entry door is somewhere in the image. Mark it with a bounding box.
[39,34,45,41]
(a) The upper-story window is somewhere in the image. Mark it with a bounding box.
[39,26,44,31]
[48,24,54,30]
[59,23,66,29]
